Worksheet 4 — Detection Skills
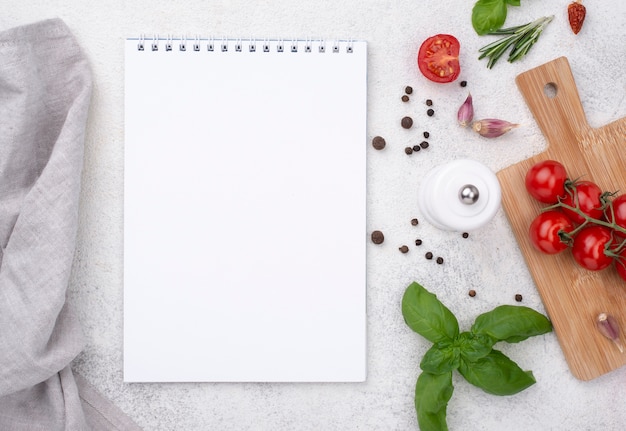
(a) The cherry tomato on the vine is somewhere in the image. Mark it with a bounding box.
[561,181,605,224]
[529,210,575,254]
[525,160,568,204]
[606,194,626,239]
[417,34,461,83]
[571,225,614,271]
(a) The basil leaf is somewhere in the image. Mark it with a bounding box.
[420,342,460,374]
[471,305,552,343]
[505,0,520,6]
[402,282,459,343]
[458,349,536,395]
[472,0,508,35]
[456,331,494,362]
[415,371,454,431]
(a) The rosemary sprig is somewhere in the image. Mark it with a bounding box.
[479,15,554,69]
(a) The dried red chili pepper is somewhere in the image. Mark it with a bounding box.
[568,0,586,35]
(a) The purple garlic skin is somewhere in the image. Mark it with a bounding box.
[472,118,519,138]
[597,313,624,353]
[457,93,474,127]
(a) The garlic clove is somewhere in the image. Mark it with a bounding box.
[457,93,474,127]
[597,313,624,353]
[472,118,519,138]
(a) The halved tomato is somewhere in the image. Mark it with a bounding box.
[417,34,461,83]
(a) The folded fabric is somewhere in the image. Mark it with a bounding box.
[0,18,140,431]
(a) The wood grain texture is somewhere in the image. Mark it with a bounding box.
[497,57,626,381]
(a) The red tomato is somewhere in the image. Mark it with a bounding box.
[561,181,604,224]
[525,160,568,204]
[606,194,626,239]
[417,34,461,83]
[529,210,575,254]
[571,226,614,271]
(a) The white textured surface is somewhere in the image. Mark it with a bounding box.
[3,1,626,430]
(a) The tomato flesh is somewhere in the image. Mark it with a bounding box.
[529,210,574,254]
[417,34,461,83]
[572,226,614,271]
[525,160,568,204]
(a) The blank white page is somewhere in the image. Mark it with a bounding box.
[124,38,367,382]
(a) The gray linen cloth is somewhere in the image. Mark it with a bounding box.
[0,19,141,431]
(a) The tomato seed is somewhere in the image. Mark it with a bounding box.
[371,230,384,244]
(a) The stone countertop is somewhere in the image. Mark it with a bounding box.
[4,1,626,430]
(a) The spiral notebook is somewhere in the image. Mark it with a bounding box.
[123,36,367,382]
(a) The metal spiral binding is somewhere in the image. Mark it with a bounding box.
[135,36,357,53]
[137,34,145,51]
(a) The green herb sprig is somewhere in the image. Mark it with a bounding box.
[402,282,552,431]
[478,16,554,69]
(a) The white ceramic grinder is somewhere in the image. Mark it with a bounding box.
[417,159,502,231]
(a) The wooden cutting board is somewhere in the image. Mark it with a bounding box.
[497,57,626,381]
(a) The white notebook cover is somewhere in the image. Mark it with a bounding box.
[123,38,367,382]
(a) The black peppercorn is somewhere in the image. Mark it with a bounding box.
[427,108,434,117]
[436,257,444,264]
[405,86,413,95]
[399,245,409,254]
[469,289,476,297]
[515,294,523,302]
[460,80,467,87]
[425,252,433,260]
[411,218,419,226]
[423,131,430,139]
[415,239,422,246]
[401,95,409,102]
[462,232,469,239]
[404,147,413,155]
[371,230,384,244]
[372,136,386,150]
[420,141,429,149]
[401,116,413,129]
[425,99,433,106]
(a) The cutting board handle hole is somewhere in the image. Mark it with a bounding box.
[544,82,558,99]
